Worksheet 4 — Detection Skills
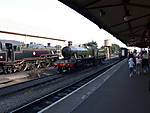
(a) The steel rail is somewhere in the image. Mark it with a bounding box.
[10,59,120,113]
[0,72,61,97]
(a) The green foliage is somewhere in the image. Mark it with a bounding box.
[100,46,105,49]
[82,41,120,56]
[83,41,98,49]
[109,44,120,54]
[83,41,98,56]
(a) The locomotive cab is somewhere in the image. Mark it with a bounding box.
[0,42,2,50]
[5,43,13,61]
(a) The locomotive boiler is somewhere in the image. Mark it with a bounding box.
[52,45,106,73]
[62,46,88,59]
[0,40,59,73]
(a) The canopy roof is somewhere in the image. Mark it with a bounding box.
[59,0,150,48]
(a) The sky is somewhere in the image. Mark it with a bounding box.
[0,0,127,48]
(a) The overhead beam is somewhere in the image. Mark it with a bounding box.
[109,13,150,28]
[84,0,102,8]
[140,24,150,42]
[132,27,145,34]
[123,2,133,36]
[0,30,66,42]
[116,25,145,34]
[119,34,150,37]
[86,2,150,9]
[86,3,123,9]
[128,3,150,9]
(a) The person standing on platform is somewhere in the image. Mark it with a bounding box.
[148,48,150,68]
[128,52,134,59]
[128,58,135,77]
[136,56,142,75]
[142,51,149,73]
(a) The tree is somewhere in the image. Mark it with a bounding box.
[83,41,98,56]
[109,44,120,54]
[83,41,98,49]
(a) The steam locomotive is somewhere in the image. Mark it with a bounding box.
[52,45,106,73]
[0,40,59,73]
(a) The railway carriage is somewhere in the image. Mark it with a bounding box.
[118,47,128,60]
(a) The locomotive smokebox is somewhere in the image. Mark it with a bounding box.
[62,46,72,59]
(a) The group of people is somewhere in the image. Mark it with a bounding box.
[128,50,150,77]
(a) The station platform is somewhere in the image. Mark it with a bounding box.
[71,60,150,113]
[40,59,150,113]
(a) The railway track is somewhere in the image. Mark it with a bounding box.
[0,71,61,97]
[0,58,118,97]
[10,59,120,113]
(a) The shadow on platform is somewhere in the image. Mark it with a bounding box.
[72,60,150,113]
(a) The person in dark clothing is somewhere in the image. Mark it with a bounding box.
[142,51,149,73]
[128,52,134,59]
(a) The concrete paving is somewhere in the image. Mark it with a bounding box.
[0,72,29,84]
[38,59,125,113]
[71,61,150,113]
[0,67,56,86]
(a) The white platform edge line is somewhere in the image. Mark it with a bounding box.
[38,59,126,113]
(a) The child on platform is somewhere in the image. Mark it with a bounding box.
[128,58,135,77]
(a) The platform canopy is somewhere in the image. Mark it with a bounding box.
[58,0,150,48]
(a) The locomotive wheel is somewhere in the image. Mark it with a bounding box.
[37,64,41,69]
[46,63,51,67]
[7,67,13,73]
[22,63,29,71]
[66,67,72,73]
[58,67,63,73]
[41,63,45,68]
[30,63,36,70]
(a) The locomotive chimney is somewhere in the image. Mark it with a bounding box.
[47,43,51,47]
[68,41,72,46]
